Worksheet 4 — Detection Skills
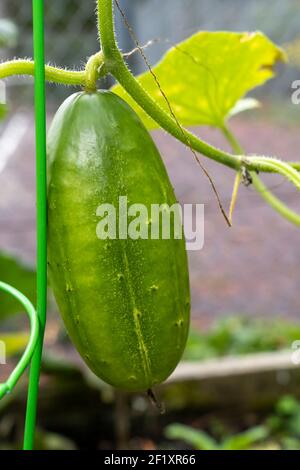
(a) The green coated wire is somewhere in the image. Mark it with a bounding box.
[23,0,47,450]
[0,282,39,399]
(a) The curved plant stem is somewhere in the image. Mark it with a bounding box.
[250,157,300,191]
[292,162,300,171]
[97,0,242,170]
[0,282,39,399]
[251,172,300,227]
[99,0,234,225]
[97,0,300,176]
[97,0,120,64]
[0,2,299,175]
[85,52,105,92]
[0,59,86,86]
[221,124,243,155]
[222,125,300,227]
[1,2,299,176]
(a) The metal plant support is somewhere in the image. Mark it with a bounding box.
[0,0,47,451]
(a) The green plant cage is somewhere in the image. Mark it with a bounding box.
[0,0,47,450]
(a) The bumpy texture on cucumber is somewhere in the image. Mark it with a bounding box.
[47,90,190,391]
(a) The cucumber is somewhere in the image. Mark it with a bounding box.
[47,90,190,391]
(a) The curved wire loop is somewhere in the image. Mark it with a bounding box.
[0,281,39,400]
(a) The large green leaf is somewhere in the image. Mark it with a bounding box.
[165,424,218,450]
[0,252,36,320]
[112,31,285,129]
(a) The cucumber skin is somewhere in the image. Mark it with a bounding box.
[47,91,190,392]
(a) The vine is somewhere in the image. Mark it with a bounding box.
[0,0,299,225]
[113,0,231,226]
[96,0,300,178]
[0,59,86,86]
[222,125,300,227]
[84,51,105,92]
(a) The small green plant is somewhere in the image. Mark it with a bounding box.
[184,317,300,361]
[165,423,269,450]
[165,397,300,451]
[267,396,300,449]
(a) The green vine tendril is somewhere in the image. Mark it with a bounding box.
[0,59,86,86]
[222,125,300,227]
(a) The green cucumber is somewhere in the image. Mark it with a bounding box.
[47,90,190,391]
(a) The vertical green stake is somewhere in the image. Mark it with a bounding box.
[23,0,47,450]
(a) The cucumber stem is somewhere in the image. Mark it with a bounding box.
[147,388,165,415]
[0,59,86,86]
[97,0,300,177]
[85,51,105,92]
[222,125,300,227]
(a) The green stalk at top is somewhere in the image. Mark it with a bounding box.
[96,0,300,177]
[97,0,243,171]
[0,1,299,175]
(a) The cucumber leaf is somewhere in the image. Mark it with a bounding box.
[0,252,36,320]
[112,31,285,129]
